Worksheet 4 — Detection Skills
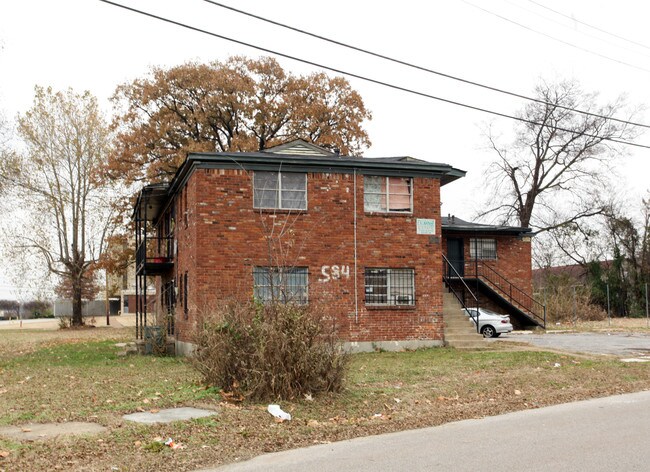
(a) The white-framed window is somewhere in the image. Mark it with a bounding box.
[253,171,307,210]
[469,238,497,260]
[364,176,412,213]
[364,268,415,306]
[253,267,308,304]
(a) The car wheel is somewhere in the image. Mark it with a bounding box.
[481,325,496,338]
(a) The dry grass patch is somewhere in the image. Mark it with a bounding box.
[550,317,650,332]
[1,330,650,471]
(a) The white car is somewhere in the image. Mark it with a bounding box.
[463,308,513,338]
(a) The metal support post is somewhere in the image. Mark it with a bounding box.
[573,285,577,327]
[645,283,650,328]
[607,283,610,327]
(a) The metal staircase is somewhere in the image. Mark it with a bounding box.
[443,255,545,330]
[463,263,545,329]
[442,254,486,348]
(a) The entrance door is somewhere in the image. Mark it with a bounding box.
[447,238,464,276]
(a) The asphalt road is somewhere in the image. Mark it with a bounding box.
[200,391,650,472]
[501,331,650,357]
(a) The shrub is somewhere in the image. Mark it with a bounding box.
[191,301,348,401]
[537,277,606,323]
[32,310,54,319]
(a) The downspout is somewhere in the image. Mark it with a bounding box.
[353,169,359,323]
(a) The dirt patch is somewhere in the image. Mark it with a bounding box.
[553,318,650,332]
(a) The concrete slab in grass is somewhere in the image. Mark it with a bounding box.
[0,422,107,441]
[123,407,216,424]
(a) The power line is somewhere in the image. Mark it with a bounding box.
[461,0,650,74]
[97,0,650,150]
[527,0,650,52]
[502,0,650,60]
[202,0,650,130]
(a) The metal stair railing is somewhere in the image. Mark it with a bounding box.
[442,254,480,333]
[467,262,546,328]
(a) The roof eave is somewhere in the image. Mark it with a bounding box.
[441,224,533,236]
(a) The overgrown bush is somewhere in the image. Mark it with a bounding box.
[191,301,348,401]
[537,274,606,323]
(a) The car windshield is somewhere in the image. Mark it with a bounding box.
[480,308,502,317]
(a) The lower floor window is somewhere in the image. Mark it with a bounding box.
[364,268,415,305]
[253,267,308,304]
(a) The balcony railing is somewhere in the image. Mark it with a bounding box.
[136,235,175,274]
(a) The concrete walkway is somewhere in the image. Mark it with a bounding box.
[199,390,650,472]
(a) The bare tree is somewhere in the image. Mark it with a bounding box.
[482,79,641,233]
[0,86,116,326]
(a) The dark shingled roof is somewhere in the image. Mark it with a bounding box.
[134,140,466,221]
[441,216,532,236]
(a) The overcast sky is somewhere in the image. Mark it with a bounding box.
[1,0,649,299]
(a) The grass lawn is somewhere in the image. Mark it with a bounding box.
[1,327,650,471]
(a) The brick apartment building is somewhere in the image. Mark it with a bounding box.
[134,140,544,354]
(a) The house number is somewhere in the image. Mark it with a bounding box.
[319,265,350,282]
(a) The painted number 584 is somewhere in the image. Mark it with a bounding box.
[319,265,350,282]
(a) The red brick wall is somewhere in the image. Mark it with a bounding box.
[171,168,444,344]
[442,234,533,295]
[172,176,200,341]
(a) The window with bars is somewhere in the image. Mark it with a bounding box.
[253,171,307,210]
[469,238,497,260]
[364,176,412,213]
[253,267,309,304]
[364,268,415,306]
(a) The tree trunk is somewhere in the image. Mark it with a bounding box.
[71,275,84,327]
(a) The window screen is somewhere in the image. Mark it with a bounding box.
[364,176,412,213]
[254,172,307,210]
[253,267,308,304]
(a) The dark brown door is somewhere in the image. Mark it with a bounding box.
[447,238,464,276]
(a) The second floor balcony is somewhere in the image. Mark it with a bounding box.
[135,235,174,276]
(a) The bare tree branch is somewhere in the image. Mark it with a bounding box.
[482,79,642,234]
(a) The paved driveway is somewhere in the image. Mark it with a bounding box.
[499,331,650,357]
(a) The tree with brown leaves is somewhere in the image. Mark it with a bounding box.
[0,87,115,327]
[109,56,372,185]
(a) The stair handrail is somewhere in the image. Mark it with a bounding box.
[470,262,546,327]
[442,254,480,332]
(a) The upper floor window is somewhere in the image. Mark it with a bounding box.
[253,267,308,304]
[470,238,497,260]
[253,171,307,210]
[364,176,412,213]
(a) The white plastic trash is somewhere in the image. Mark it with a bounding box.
[267,404,292,421]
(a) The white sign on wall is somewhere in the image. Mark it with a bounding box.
[416,218,436,235]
